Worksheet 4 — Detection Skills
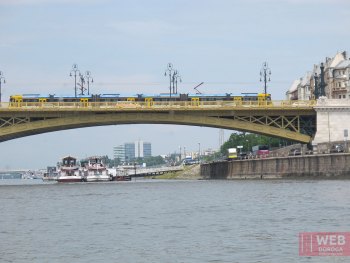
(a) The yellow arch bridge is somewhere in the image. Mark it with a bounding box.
[0,100,316,143]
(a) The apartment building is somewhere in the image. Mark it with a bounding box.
[286,51,350,100]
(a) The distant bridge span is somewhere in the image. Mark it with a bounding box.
[0,101,316,143]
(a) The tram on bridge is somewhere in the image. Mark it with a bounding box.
[9,92,271,106]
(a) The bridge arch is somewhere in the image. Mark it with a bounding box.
[0,112,312,143]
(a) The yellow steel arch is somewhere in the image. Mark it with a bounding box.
[0,112,312,143]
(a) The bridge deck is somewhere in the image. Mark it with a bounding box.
[0,100,316,112]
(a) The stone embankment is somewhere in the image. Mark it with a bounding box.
[201,154,350,179]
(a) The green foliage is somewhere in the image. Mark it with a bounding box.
[201,152,223,162]
[220,132,292,155]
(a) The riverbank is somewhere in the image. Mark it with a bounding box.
[201,153,350,179]
[154,164,202,180]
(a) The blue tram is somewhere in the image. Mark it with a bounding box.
[9,92,271,104]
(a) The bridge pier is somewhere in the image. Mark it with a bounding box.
[312,97,350,153]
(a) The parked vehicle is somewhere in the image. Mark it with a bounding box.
[330,144,344,153]
[288,149,301,156]
[227,148,238,160]
[238,152,248,160]
[252,145,269,156]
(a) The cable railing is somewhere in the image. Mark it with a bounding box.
[0,100,317,111]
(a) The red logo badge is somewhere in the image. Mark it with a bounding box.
[299,232,350,256]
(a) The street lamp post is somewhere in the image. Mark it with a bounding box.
[260,62,271,95]
[0,71,6,103]
[173,70,182,94]
[164,63,174,99]
[70,64,81,97]
[84,71,93,95]
[198,143,201,163]
[314,73,319,99]
[319,62,326,97]
[77,74,86,95]
[179,146,182,162]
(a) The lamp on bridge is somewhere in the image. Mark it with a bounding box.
[0,71,6,103]
[173,70,182,94]
[164,63,174,98]
[84,71,94,95]
[260,62,271,95]
[77,74,86,95]
[69,64,81,97]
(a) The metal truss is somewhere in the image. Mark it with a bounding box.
[220,114,316,137]
[0,117,31,128]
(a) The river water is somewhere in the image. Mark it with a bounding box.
[1,179,350,263]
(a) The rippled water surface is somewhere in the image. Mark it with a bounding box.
[1,179,350,263]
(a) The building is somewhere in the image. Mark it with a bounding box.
[113,140,152,163]
[286,79,300,100]
[297,72,312,100]
[142,142,152,158]
[327,58,350,99]
[125,142,135,162]
[286,51,350,100]
[113,145,126,162]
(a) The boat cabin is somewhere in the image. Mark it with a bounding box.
[88,156,105,168]
[62,156,77,167]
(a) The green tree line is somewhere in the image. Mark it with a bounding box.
[220,132,292,155]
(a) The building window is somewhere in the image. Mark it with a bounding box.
[343,95,346,98]
[339,95,342,99]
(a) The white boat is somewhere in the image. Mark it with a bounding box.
[83,156,110,182]
[57,156,83,183]
[42,166,58,181]
[42,172,58,181]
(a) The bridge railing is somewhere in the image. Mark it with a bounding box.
[0,100,316,110]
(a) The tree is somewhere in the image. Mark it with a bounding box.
[220,132,292,155]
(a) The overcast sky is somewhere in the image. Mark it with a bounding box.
[0,0,350,169]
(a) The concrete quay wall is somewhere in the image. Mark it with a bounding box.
[201,154,350,179]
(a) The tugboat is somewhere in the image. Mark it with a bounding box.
[111,167,132,181]
[83,156,110,182]
[57,156,83,183]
